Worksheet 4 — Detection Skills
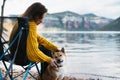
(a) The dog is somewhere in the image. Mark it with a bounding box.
[42,48,66,80]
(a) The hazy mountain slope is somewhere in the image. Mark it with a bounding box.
[97,17,120,31]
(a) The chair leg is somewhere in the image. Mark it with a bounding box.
[23,62,38,80]
[2,60,13,80]
[0,73,5,80]
[0,70,3,78]
[35,63,41,76]
[23,62,32,80]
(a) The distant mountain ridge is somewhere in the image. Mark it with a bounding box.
[97,17,120,31]
[43,11,113,31]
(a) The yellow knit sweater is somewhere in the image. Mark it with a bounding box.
[27,21,58,63]
[9,21,58,63]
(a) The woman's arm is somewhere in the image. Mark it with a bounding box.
[37,34,58,51]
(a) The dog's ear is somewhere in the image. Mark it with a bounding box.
[61,47,65,53]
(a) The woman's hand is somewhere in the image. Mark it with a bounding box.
[49,59,57,68]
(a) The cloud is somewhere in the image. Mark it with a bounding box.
[108,1,120,6]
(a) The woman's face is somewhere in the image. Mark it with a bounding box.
[35,13,46,25]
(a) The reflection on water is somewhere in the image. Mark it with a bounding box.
[40,32,120,79]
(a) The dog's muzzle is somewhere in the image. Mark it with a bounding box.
[57,59,63,64]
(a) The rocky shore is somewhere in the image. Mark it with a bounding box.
[0,67,102,80]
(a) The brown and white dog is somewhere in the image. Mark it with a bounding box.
[42,48,66,80]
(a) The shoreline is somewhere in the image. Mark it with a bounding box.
[0,68,100,80]
[0,62,119,80]
[1,67,120,80]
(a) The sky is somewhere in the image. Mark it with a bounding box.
[0,0,120,19]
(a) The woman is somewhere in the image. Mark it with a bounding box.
[9,2,58,75]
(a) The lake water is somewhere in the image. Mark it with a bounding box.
[40,31,120,80]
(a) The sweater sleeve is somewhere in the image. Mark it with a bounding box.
[26,21,52,63]
[37,34,58,51]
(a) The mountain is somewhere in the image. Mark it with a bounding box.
[43,11,83,30]
[83,13,97,17]
[7,11,113,31]
[97,17,120,31]
[82,13,113,30]
[52,11,82,17]
[43,11,113,31]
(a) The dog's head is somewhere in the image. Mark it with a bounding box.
[52,48,66,67]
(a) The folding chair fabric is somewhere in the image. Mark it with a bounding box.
[0,17,41,80]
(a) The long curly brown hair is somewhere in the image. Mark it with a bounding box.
[21,2,47,21]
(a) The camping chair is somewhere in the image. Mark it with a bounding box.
[0,17,41,80]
